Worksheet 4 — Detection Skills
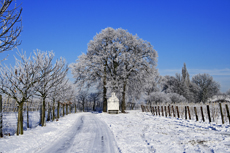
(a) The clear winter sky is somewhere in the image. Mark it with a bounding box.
[1,0,230,92]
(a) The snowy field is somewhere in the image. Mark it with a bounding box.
[0,110,230,153]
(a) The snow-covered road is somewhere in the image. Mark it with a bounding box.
[0,113,119,153]
[33,113,119,153]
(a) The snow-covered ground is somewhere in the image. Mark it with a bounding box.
[1,110,230,153]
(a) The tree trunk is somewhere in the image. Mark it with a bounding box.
[75,104,76,113]
[17,102,24,135]
[0,95,3,138]
[52,103,55,121]
[41,97,46,126]
[27,101,29,128]
[82,102,84,112]
[121,81,127,113]
[103,66,107,112]
[69,104,71,114]
[57,102,60,118]
[93,100,96,111]
[47,103,50,121]
[63,104,65,116]
[66,104,68,115]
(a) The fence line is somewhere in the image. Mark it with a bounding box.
[141,102,230,125]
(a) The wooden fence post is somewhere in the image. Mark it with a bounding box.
[185,106,187,120]
[187,106,191,120]
[225,104,230,124]
[219,103,224,124]
[155,106,157,115]
[164,106,167,117]
[172,106,175,117]
[151,107,154,115]
[176,106,180,118]
[0,95,2,138]
[194,107,198,121]
[158,106,160,116]
[161,106,164,116]
[207,105,211,123]
[168,105,171,117]
[200,106,205,122]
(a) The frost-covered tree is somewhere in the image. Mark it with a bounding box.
[71,27,158,113]
[0,0,22,53]
[192,73,220,103]
[167,93,187,104]
[89,92,100,111]
[0,51,41,135]
[34,50,68,126]
[142,70,162,105]
[146,92,171,105]
[77,91,88,112]
[226,89,230,96]
[161,63,200,103]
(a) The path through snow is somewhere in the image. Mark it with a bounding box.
[0,113,119,153]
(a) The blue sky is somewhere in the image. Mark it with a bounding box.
[1,0,230,92]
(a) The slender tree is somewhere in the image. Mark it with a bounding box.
[0,51,41,135]
[0,0,22,53]
[34,50,68,126]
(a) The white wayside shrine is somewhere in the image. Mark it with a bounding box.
[107,92,119,114]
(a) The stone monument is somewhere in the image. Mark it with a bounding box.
[107,92,119,114]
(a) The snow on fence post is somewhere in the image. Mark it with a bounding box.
[207,105,211,123]
[225,104,230,124]
[187,106,191,120]
[185,106,187,120]
[0,95,2,138]
[194,107,198,121]
[200,106,205,122]
[219,103,224,124]
[176,106,180,118]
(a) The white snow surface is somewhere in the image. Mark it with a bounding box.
[1,110,230,153]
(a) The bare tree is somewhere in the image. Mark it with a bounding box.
[77,91,88,112]
[89,92,100,111]
[0,51,41,135]
[34,50,68,126]
[0,0,22,53]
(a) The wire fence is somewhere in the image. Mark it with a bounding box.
[0,95,78,137]
[141,102,230,125]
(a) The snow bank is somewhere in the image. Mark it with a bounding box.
[0,113,81,153]
[97,110,230,153]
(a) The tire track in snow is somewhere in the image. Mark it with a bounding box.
[34,113,118,153]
